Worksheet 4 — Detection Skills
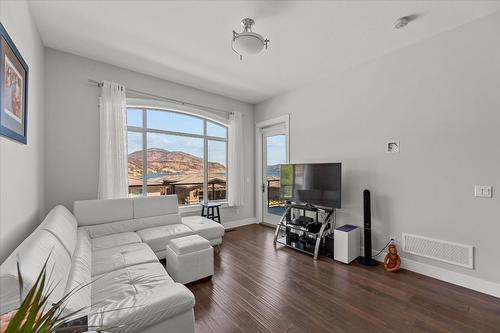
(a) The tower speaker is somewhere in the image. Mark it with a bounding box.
[358,189,378,266]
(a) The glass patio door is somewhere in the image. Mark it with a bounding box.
[262,129,287,225]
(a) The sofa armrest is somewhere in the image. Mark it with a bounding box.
[89,282,194,333]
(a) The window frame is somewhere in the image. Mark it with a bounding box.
[126,101,228,205]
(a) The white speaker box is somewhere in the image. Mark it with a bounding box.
[334,224,360,264]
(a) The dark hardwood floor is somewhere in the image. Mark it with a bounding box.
[188,224,500,333]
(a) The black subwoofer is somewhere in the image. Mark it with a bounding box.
[358,189,378,266]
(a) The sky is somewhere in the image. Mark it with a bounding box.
[266,134,287,166]
[127,108,227,165]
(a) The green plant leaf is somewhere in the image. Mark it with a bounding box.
[5,255,50,333]
[16,258,24,304]
[20,272,46,332]
[34,314,53,333]
[5,274,40,332]
[53,306,86,327]
[32,306,56,332]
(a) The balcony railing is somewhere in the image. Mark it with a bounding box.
[130,179,284,208]
[128,181,227,204]
[267,179,285,208]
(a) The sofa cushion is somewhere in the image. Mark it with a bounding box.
[63,229,92,317]
[137,225,194,253]
[81,219,136,238]
[89,279,194,333]
[133,195,179,218]
[181,216,225,241]
[91,232,142,251]
[0,230,72,314]
[39,205,78,257]
[167,235,211,255]
[92,243,158,276]
[91,262,174,306]
[81,214,183,239]
[207,237,223,247]
[74,198,133,226]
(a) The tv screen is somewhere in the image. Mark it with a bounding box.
[280,163,341,209]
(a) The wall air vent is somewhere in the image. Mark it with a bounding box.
[402,233,473,269]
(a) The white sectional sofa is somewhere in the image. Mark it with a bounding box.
[73,195,224,259]
[0,195,225,333]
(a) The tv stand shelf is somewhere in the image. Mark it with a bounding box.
[273,203,336,260]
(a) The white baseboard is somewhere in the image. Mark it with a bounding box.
[366,249,500,298]
[399,257,500,298]
[259,221,276,229]
[223,217,257,230]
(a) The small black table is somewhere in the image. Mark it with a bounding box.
[201,202,221,223]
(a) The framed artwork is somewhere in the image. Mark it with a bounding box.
[0,22,29,144]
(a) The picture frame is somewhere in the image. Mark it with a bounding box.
[0,22,29,144]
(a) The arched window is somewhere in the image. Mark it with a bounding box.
[127,106,228,206]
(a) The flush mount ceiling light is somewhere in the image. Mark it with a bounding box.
[394,17,410,29]
[394,14,419,29]
[232,18,269,60]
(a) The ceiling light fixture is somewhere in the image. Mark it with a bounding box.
[394,16,411,29]
[232,18,269,60]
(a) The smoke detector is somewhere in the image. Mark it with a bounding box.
[231,18,270,60]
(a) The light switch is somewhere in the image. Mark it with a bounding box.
[474,185,493,198]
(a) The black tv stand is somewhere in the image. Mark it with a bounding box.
[273,203,336,260]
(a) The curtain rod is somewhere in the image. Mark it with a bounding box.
[88,79,233,115]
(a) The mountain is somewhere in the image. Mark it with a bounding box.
[267,164,281,174]
[128,148,225,175]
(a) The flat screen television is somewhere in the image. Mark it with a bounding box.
[279,163,341,209]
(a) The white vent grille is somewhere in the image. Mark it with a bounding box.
[402,233,473,269]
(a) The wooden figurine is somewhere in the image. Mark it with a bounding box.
[384,244,401,272]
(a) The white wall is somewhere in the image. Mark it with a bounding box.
[0,1,45,263]
[255,13,500,285]
[44,48,255,225]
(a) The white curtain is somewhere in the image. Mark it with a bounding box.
[227,111,244,206]
[97,81,128,199]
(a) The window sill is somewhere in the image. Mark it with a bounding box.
[179,202,230,215]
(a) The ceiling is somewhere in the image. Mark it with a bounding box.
[28,1,500,104]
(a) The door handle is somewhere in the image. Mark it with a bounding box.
[262,183,265,193]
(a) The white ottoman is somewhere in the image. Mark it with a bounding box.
[166,234,213,284]
[182,216,225,246]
